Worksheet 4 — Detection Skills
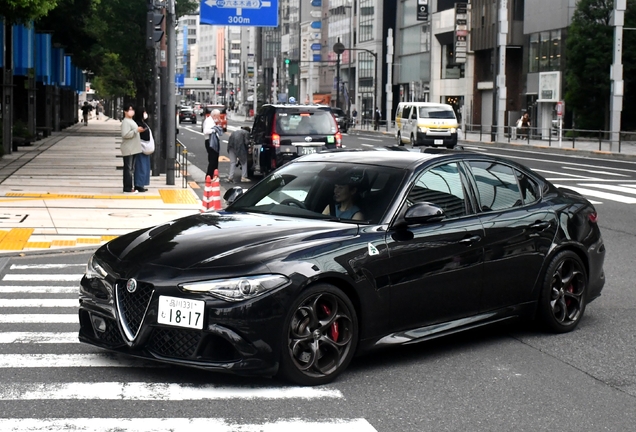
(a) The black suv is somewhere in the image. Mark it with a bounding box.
[247,104,342,176]
[330,107,350,133]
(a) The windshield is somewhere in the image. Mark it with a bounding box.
[418,107,456,119]
[227,161,406,224]
[275,111,337,136]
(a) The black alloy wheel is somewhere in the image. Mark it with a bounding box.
[279,284,358,386]
[538,250,588,333]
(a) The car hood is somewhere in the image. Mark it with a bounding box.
[106,212,360,270]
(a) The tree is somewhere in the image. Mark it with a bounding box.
[0,0,58,24]
[565,0,636,130]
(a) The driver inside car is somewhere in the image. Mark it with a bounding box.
[322,169,366,221]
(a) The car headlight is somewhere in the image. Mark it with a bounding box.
[180,274,289,302]
[419,127,428,133]
[450,127,457,134]
[86,255,108,279]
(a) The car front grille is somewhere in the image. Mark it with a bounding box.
[148,327,202,359]
[115,279,154,341]
[94,316,125,346]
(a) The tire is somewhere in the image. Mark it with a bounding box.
[410,134,416,147]
[537,251,588,333]
[278,284,358,386]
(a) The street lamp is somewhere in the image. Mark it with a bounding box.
[334,42,376,129]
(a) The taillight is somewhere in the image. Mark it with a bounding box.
[272,133,281,148]
[335,132,342,147]
[588,212,598,223]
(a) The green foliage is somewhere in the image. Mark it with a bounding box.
[0,0,58,24]
[176,0,199,18]
[90,53,136,98]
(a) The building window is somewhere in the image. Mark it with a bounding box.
[529,30,562,73]
[359,0,374,42]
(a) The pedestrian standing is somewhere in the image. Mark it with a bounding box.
[133,107,152,192]
[374,107,381,130]
[227,126,251,183]
[81,101,92,125]
[202,108,224,179]
[351,106,358,129]
[120,104,144,193]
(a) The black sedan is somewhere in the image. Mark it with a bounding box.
[330,107,350,133]
[79,150,605,385]
[178,108,197,124]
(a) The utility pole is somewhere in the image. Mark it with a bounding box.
[610,0,626,152]
[336,38,341,108]
[273,56,278,103]
[166,0,176,185]
[386,28,393,132]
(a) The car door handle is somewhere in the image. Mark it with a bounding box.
[530,221,551,230]
[459,235,481,245]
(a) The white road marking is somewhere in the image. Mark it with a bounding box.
[0,382,344,400]
[9,264,85,270]
[0,299,78,307]
[463,146,488,151]
[0,286,77,294]
[0,354,165,368]
[2,274,83,281]
[554,184,636,204]
[620,183,636,189]
[561,167,630,177]
[361,144,374,147]
[0,418,376,432]
[578,183,636,195]
[0,332,78,343]
[361,138,383,142]
[0,314,77,323]
[533,169,599,180]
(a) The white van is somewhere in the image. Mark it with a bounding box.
[395,102,459,148]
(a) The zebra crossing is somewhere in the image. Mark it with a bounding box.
[0,258,377,432]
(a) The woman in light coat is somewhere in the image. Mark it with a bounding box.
[120,104,144,193]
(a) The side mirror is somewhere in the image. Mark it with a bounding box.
[404,202,445,224]
[223,186,244,205]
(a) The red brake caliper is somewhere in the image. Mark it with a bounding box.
[321,304,339,341]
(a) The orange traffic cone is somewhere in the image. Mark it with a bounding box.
[210,169,222,210]
[200,175,213,212]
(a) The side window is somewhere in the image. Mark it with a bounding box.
[402,105,411,119]
[468,161,523,211]
[516,169,541,204]
[407,162,467,218]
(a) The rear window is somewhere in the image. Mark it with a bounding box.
[418,107,456,119]
[275,111,337,136]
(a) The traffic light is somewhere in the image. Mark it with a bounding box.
[146,11,164,48]
[284,58,290,65]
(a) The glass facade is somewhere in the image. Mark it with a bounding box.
[359,0,374,42]
[528,29,561,73]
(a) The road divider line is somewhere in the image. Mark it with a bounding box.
[0,382,344,400]
[578,183,636,195]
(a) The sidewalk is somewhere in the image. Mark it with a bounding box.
[0,117,202,255]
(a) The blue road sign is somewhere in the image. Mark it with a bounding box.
[310,21,321,29]
[313,54,321,62]
[311,43,322,51]
[200,0,279,27]
[175,73,184,87]
[311,0,321,6]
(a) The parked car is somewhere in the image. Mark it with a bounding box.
[330,107,350,133]
[396,102,459,148]
[178,107,197,124]
[79,150,605,385]
[247,104,342,177]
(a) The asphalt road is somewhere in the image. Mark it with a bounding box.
[0,122,634,431]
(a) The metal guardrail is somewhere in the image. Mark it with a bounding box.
[175,139,188,188]
[464,124,632,154]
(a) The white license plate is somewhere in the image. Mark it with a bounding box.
[298,146,319,155]
[434,139,443,145]
[157,295,205,329]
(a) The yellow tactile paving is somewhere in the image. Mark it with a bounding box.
[100,235,118,242]
[76,238,103,244]
[159,189,198,204]
[25,242,52,249]
[3,192,161,200]
[188,181,200,189]
[0,228,34,250]
[51,240,77,247]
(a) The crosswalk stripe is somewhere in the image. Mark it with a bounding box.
[0,418,377,432]
[9,264,85,269]
[0,332,77,343]
[554,184,636,204]
[0,286,77,293]
[561,167,630,177]
[578,183,636,195]
[621,184,636,189]
[2,274,83,281]
[0,354,165,368]
[0,299,78,307]
[0,382,344,400]
[0,314,77,323]
[534,169,599,180]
